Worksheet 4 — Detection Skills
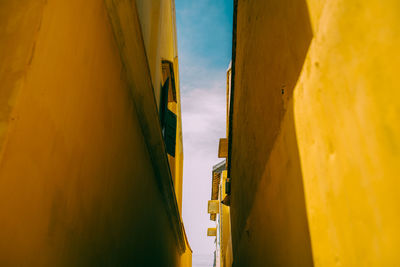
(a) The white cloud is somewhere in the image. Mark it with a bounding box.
[175,0,232,257]
[181,74,227,255]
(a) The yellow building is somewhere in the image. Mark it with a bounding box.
[225,0,400,266]
[0,0,190,266]
[207,62,234,267]
[207,160,233,267]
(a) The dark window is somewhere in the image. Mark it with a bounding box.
[164,109,177,157]
[160,77,170,132]
[160,61,177,157]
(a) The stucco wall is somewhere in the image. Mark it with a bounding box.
[230,0,314,265]
[231,0,400,266]
[137,0,184,214]
[0,0,181,265]
[295,0,400,265]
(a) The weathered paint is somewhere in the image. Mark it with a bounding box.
[0,0,190,265]
[230,0,400,266]
[294,0,400,265]
[0,0,46,152]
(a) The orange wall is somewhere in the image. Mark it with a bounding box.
[0,0,181,265]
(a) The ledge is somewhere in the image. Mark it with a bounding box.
[104,0,186,253]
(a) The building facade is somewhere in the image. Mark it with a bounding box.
[207,64,234,267]
[225,0,400,266]
[0,0,190,266]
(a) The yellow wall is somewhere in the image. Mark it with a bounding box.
[179,232,193,267]
[219,171,233,267]
[137,0,184,213]
[0,0,187,265]
[159,0,184,214]
[230,0,313,265]
[230,0,400,266]
[136,0,162,101]
[294,0,400,265]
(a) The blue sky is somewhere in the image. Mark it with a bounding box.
[175,0,233,259]
[176,0,232,90]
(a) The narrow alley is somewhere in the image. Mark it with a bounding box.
[0,0,399,266]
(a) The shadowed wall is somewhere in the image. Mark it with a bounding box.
[230,0,314,266]
[230,0,400,266]
[0,0,184,265]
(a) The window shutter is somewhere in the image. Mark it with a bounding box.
[160,78,170,128]
[165,109,177,157]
